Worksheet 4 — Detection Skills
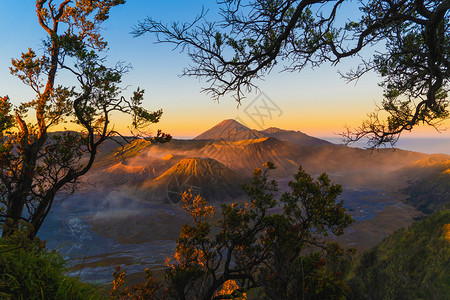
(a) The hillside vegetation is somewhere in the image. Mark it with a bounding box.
[347,209,450,299]
[0,230,102,299]
[400,159,450,213]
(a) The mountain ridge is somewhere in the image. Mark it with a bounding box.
[260,126,332,146]
[88,119,450,198]
[194,119,332,146]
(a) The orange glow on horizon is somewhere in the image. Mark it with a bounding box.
[48,112,450,140]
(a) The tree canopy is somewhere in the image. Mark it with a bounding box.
[0,0,170,238]
[347,209,450,299]
[134,0,450,148]
[163,163,353,299]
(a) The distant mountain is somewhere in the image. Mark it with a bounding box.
[143,158,245,204]
[87,119,450,195]
[194,119,332,146]
[199,137,300,176]
[194,119,265,140]
[260,127,332,146]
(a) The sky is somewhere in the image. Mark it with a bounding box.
[0,1,449,154]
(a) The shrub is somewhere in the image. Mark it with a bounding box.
[0,228,101,299]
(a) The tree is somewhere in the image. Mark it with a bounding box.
[134,0,449,148]
[347,209,450,299]
[111,265,167,299]
[164,163,353,299]
[0,0,170,238]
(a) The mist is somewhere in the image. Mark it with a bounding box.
[322,137,450,155]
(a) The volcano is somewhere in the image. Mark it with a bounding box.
[142,158,245,204]
[194,119,266,141]
[194,119,332,146]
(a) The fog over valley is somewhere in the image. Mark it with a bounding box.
[35,120,449,282]
[1,1,449,298]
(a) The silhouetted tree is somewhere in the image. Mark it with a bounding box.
[134,0,449,148]
[164,163,353,299]
[0,0,170,238]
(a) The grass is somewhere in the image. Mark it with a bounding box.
[0,230,104,299]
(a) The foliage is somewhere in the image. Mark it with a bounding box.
[347,209,450,300]
[134,0,450,148]
[0,1,170,238]
[215,280,247,299]
[402,170,450,214]
[110,265,167,299]
[0,228,101,299]
[164,162,353,300]
[260,242,354,300]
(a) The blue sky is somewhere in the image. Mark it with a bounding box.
[0,1,449,154]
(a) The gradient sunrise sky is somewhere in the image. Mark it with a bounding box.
[1,1,449,144]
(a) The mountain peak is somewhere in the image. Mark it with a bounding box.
[261,127,332,146]
[194,119,251,140]
[218,119,247,127]
[262,127,289,134]
[195,119,333,146]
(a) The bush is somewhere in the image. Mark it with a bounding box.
[0,229,101,299]
[347,209,450,299]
